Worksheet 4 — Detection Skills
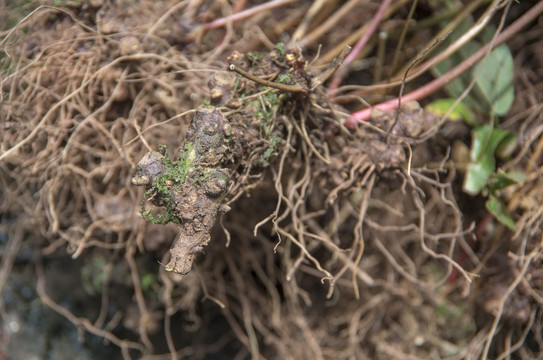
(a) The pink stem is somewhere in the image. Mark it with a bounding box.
[346,1,543,127]
[328,0,393,94]
[202,0,296,31]
[233,0,248,13]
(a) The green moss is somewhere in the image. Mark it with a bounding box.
[53,0,82,6]
[141,199,181,225]
[275,42,286,57]
[255,92,281,138]
[277,73,294,85]
[140,144,195,225]
[255,134,282,167]
[81,257,111,296]
[2,1,40,31]
[247,52,263,66]
[264,91,280,107]
[140,272,157,294]
[255,92,279,120]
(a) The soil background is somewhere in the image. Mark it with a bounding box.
[1,1,543,359]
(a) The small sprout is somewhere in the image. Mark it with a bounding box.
[132,175,150,186]
[203,125,217,135]
[229,100,241,109]
[285,53,296,64]
[204,171,229,197]
[219,204,231,213]
[223,123,232,137]
[210,88,223,101]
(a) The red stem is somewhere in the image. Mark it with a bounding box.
[346,1,543,127]
[202,0,296,31]
[233,0,248,13]
[328,0,393,94]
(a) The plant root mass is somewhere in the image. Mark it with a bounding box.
[1,1,543,359]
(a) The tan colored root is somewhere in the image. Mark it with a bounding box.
[2,2,543,359]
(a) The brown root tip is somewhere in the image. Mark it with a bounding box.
[164,250,197,275]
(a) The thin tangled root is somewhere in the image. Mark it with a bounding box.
[2,2,543,360]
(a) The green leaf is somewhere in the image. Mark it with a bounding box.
[141,273,156,293]
[495,131,517,159]
[473,44,515,116]
[486,194,517,231]
[431,22,515,117]
[488,170,525,191]
[463,125,516,195]
[431,20,486,113]
[425,99,476,125]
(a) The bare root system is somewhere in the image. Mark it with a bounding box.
[1,1,543,359]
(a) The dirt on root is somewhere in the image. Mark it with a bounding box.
[1,1,543,359]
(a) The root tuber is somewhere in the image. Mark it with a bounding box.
[132,106,236,275]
